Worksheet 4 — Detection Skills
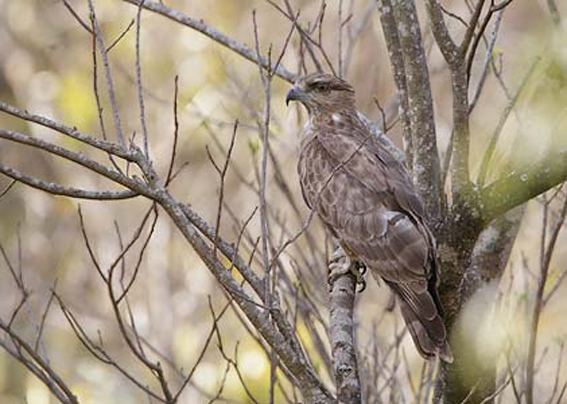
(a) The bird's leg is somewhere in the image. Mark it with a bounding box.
[328,245,366,292]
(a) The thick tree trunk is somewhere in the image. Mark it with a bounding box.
[434,205,482,403]
[435,206,524,403]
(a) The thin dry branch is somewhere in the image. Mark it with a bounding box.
[135,1,150,156]
[526,188,567,404]
[466,0,516,83]
[0,102,134,160]
[121,0,297,83]
[0,129,145,196]
[0,164,137,200]
[211,120,239,259]
[425,0,459,64]
[468,9,504,112]
[54,293,166,401]
[0,179,17,199]
[477,58,540,186]
[0,320,80,404]
[115,206,159,303]
[166,75,180,186]
[87,0,126,146]
[107,19,135,53]
[250,23,279,404]
[62,0,92,34]
[0,248,79,403]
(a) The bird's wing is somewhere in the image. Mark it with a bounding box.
[298,123,432,283]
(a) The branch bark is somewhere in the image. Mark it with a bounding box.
[480,149,567,225]
[390,0,442,220]
[376,0,413,169]
[439,205,525,404]
[0,164,137,200]
[329,271,361,404]
[425,0,472,200]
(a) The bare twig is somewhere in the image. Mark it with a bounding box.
[135,1,150,157]
[0,318,80,404]
[0,164,136,200]
[121,0,297,83]
[526,188,567,404]
[477,58,540,186]
[54,293,166,401]
[468,10,504,112]
[0,179,17,199]
[62,0,92,34]
[115,206,159,304]
[107,19,135,53]
[166,75,180,186]
[466,0,516,83]
[87,0,126,146]
[211,120,239,259]
[34,285,57,353]
[0,102,134,160]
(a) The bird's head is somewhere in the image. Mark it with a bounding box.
[286,73,355,115]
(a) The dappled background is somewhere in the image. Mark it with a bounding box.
[0,0,566,403]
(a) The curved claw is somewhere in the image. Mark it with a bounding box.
[356,261,367,276]
[354,262,367,293]
[357,278,367,293]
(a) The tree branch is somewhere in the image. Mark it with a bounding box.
[329,269,361,403]
[0,101,134,160]
[0,320,80,404]
[0,164,137,200]
[0,130,146,196]
[156,191,334,403]
[426,0,472,200]
[120,0,298,83]
[390,0,442,220]
[88,0,126,146]
[480,149,567,225]
[477,57,539,186]
[425,0,459,64]
[376,0,413,169]
[462,205,524,300]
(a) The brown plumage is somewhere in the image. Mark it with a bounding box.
[286,73,453,362]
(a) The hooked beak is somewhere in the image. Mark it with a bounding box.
[286,86,303,106]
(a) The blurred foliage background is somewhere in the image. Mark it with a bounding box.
[0,0,566,403]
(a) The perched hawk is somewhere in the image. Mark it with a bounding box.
[286,73,452,362]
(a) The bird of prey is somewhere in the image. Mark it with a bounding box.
[286,72,452,362]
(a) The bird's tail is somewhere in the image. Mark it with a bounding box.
[390,282,453,363]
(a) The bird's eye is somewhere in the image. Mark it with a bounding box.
[314,83,330,92]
